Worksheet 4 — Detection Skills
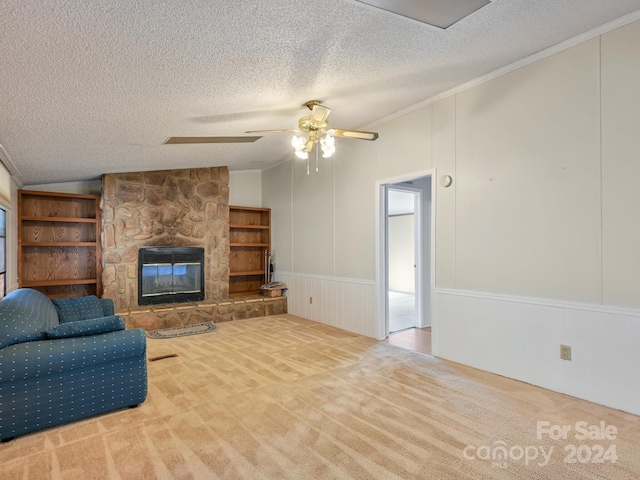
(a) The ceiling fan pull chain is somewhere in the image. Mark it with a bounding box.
[307,156,310,175]
[316,146,320,173]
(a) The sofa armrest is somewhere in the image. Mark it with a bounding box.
[0,328,146,383]
[45,315,124,339]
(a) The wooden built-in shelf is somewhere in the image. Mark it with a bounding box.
[22,278,98,287]
[229,270,266,277]
[229,224,269,230]
[18,189,103,298]
[21,216,98,223]
[228,206,271,296]
[229,243,270,247]
[22,242,97,247]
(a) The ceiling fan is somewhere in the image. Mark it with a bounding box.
[246,101,379,159]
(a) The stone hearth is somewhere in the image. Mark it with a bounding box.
[121,295,287,331]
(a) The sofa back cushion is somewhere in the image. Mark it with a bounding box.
[0,288,60,349]
[52,296,109,323]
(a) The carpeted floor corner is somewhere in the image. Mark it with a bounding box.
[3,314,640,479]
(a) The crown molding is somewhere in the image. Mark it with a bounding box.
[0,144,24,188]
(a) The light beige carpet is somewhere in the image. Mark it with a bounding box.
[2,314,640,479]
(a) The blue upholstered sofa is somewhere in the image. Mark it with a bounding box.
[0,288,147,441]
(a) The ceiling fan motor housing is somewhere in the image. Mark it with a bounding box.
[245,101,379,144]
[298,116,328,132]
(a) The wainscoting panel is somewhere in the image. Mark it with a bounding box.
[435,289,640,415]
[275,272,377,338]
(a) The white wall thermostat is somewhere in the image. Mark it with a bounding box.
[440,175,453,187]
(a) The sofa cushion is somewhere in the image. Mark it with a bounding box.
[0,328,147,383]
[52,296,106,323]
[0,289,59,349]
[45,315,125,339]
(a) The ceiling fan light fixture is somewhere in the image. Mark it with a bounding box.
[251,102,378,165]
[320,133,335,158]
[292,135,309,159]
[291,135,305,149]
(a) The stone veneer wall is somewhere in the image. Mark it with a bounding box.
[101,167,230,312]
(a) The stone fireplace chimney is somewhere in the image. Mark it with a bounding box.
[101,167,230,312]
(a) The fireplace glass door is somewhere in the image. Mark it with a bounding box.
[141,262,202,297]
[138,247,205,305]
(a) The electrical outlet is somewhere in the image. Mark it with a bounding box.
[309,297,313,304]
[560,345,572,361]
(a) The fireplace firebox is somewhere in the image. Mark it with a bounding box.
[138,247,205,305]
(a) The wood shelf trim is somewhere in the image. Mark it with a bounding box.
[229,270,265,277]
[22,278,98,287]
[230,243,270,247]
[229,290,262,297]
[19,189,101,200]
[21,216,98,223]
[229,206,268,212]
[22,242,97,247]
[229,224,269,229]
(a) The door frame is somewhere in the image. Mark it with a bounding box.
[375,169,436,340]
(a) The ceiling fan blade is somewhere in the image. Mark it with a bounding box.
[329,129,379,141]
[310,104,331,124]
[245,129,297,134]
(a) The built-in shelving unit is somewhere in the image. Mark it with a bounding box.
[18,190,102,298]
[228,206,270,296]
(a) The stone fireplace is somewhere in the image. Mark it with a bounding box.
[101,167,230,312]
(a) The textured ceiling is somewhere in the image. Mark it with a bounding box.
[1,0,640,185]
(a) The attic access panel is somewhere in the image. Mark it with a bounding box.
[164,136,261,144]
[356,0,490,29]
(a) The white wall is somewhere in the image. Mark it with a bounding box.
[601,22,640,308]
[25,180,102,195]
[454,38,601,303]
[262,161,293,273]
[263,17,640,415]
[25,171,263,207]
[6,178,19,293]
[229,170,262,207]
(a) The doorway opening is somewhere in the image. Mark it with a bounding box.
[387,187,418,333]
[376,170,435,355]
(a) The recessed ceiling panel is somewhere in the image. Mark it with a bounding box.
[356,0,491,29]
[164,136,262,144]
